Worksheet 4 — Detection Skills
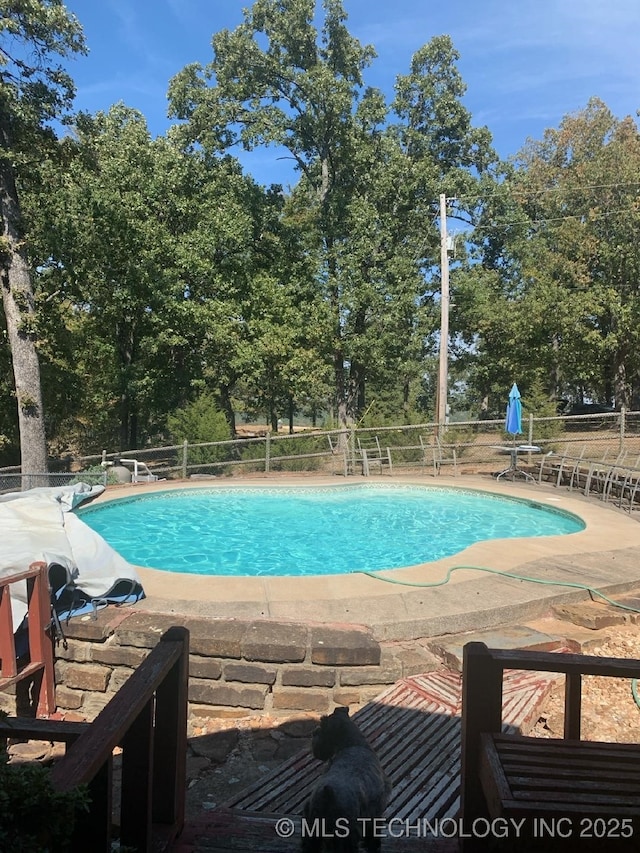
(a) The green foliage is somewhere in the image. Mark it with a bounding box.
[456,98,640,413]
[168,1,495,429]
[0,0,87,476]
[0,0,86,134]
[168,393,232,466]
[67,463,117,486]
[523,378,564,443]
[239,433,327,472]
[0,720,89,852]
[268,434,325,472]
[11,3,640,453]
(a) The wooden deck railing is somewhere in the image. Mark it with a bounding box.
[1,625,189,853]
[0,560,55,716]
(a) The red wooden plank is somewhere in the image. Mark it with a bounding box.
[0,583,17,678]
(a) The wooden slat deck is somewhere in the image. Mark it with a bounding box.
[224,666,561,822]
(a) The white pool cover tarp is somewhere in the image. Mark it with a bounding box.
[0,483,144,628]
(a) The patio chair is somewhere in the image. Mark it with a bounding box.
[356,435,393,476]
[613,457,640,512]
[419,435,458,476]
[576,450,626,497]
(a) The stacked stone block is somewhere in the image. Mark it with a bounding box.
[47,608,437,722]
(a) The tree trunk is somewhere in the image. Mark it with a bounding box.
[119,388,130,451]
[218,384,237,437]
[288,395,294,434]
[334,349,348,429]
[614,356,629,410]
[0,119,47,486]
[350,360,366,420]
[117,323,135,451]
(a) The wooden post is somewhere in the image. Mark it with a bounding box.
[182,440,188,479]
[564,671,582,739]
[265,431,271,473]
[120,699,154,851]
[436,192,450,428]
[70,759,113,853]
[153,626,189,833]
[460,642,503,851]
[0,562,55,717]
[28,563,55,716]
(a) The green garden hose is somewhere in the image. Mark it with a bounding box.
[358,564,640,710]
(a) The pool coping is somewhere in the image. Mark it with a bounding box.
[90,474,640,640]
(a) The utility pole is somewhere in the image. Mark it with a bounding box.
[436,193,450,429]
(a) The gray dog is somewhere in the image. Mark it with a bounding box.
[302,706,390,852]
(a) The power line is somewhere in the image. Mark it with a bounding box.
[448,205,640,235]
[445,180,640,207]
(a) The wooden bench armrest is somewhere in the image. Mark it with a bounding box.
[483,646,640,679]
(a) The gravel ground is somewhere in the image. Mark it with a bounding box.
[532,622,640,742]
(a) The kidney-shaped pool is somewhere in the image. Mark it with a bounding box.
[75,484,585,577]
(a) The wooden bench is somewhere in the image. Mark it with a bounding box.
[460,642,640,851]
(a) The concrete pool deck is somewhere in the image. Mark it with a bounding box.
[93,474,640,641]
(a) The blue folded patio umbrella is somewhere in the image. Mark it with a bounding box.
[505,382,522,437]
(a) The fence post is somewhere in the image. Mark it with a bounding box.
[528,412,533,446]
[349,426,356,475]
[620,406,626,454]
[182,440,188,479]
[265,431,271,473]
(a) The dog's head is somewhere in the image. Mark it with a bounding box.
[311,706,355,760]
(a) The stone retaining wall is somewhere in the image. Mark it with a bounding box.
[43,608,438,722]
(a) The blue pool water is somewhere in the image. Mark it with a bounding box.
[76,485,585,577]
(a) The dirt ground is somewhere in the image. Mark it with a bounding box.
[185,711,319,819]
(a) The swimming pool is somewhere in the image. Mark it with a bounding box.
[76,484,585,577]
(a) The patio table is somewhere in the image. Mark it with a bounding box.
[491,444,541,483]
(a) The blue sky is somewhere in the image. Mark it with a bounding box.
[63,0,640,188]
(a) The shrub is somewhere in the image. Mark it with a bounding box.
[268,435,326,472]
[167,393,232,467]
[0,722,89,852]
[68,464,118,486]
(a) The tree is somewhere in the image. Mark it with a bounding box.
[27,102,316,447]
[25,105,183,451]
[168,0,377,426]
[167,391,231,465]
[457,99,640,412]
[169,1,494,428]
[0,0,85,478]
